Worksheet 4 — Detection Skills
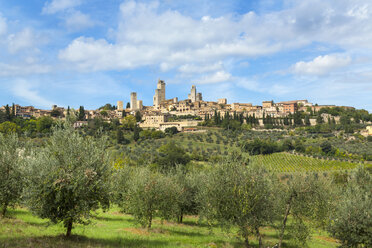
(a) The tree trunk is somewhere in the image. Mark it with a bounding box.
[66,220,73,237]
[178,209,183,223]
[255,227,263,248]
[244,235,249,248]
[1,201,8,217]
[148,213,152,229]
[279,197,293,248]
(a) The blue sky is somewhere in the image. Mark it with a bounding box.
[0,0,372,111]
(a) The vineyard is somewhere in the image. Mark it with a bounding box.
[251,152,364,172]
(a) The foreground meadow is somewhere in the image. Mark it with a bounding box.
[0,207,339,248]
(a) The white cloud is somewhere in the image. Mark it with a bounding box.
[292,54,351,76]
[0,63,51,77]
[11,80,55,108]
[178,62,223,74]
[58,0,372,74]
[0,14,7,36]
[42,0,83,14]
[198,71,232,84]
[7,28,38,53]
[64,10,95,31]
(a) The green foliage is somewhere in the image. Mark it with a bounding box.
[276,173,331,247]
[99,103,116,111]
[243,139,279,155]
[135,111,142,122]
[133,125,140,142]
[0,133,27,217]
[78,106,85,121]
[164,127,179,135]
[121,115,137,130]
[328,167,372,247]
[156,142,190,171]
[25,124,111,236]
[198,161,276,247]
[123,167,180,228]
[50,109,62,118]
[0,121,20,134]
[36,116,54,133]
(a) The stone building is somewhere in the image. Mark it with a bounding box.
[117,101,124,111]
[218,98,227,105]
[153,80,166,109]
[130,92,138,111]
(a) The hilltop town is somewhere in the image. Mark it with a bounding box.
[2,79,371,134]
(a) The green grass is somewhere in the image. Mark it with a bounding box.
[0,207,340,248]
[251,152,363,172]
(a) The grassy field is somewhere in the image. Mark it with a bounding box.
[251,152,364,172]
[0,207,340,248]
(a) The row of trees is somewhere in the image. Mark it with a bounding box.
[1,124,371,247]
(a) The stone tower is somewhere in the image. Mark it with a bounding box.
[130,92,138,111]
[117,101,123,111]
[153,79,166,109]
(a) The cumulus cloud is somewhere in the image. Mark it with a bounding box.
[64,10,95,31]
[178,62,224,74]
[42,0,83,14]
[58,0,372,75]
[198,71,232,84]
[7,28,38,53]
[292,54,352,76]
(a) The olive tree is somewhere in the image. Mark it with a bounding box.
[26,124,111,237]
[124,167,180,228]
[0,133,27,217]
[328,167,372,247]
[276,173,331,248]
[198,161,276,248]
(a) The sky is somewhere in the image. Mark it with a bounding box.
[0,0,372,111]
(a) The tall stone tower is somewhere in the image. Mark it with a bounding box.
[130,92,138,111]
[117,101,123,111]
[153,79,166,109]
[188,85,201,102]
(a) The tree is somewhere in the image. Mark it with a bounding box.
[316,114,323,125]
[156,142,190,171]
[121,115,137,130]
[36,116,54,133]
[0,121,20,134]
[135,111,142,122]
[78,106,85,121]
[276,174,331,248]
[116,128,124,144]
[50,109,62,118]
[164,126,179,135]
[198,161,275,248]
[320,141,333,155]
[0,133,26,217]
[133,125,140,141]
[5,105,11,121]
[328,167,372,247]
[126,102,130,109]
[124,167,180,228]
[26,124,111,237]
[304,115,311,126]
[11,103,16,119]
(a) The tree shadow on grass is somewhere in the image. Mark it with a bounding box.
[91,215,134,223]
[0,234,170,248]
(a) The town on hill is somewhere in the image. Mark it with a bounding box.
[1,79,371,136]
